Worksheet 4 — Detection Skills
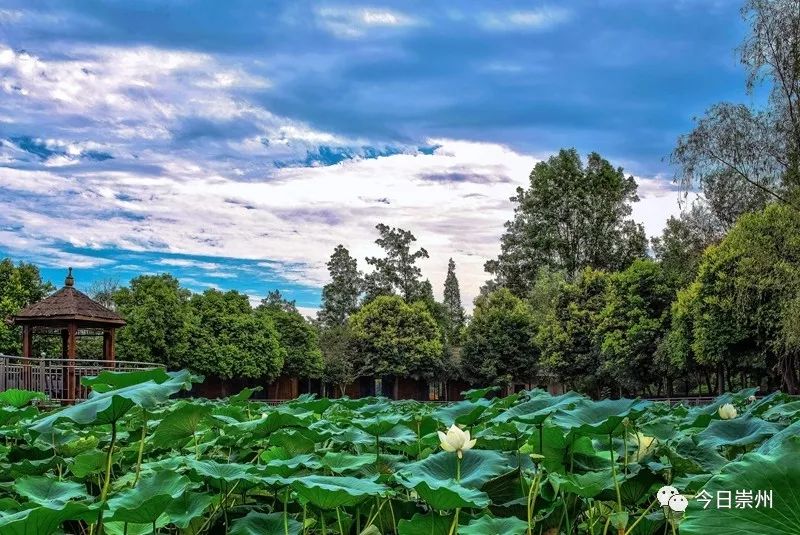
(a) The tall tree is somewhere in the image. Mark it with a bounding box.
[486,149,646,295]
[260,289,297,313]
[256,302,323,379]
[442,258,465,344]
[87,278,120,310]
[114,274,195,369]
[672,0,800,224]
[189,289,285,381]
[348,295,443,381]
[595,259,674,395]
[0,259,53,355]
[318,245,362,327]
[461,288,538,387]
[652,201,726,289]
[364,224,430,302]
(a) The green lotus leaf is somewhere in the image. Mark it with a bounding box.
[460,515,528,535]
[762,400,800,421]
[80,368,171,393]
[106,470,193,524]
[395,449,509,489]
[397,512,453,535]
[756,419,800,455]
[696,414,781,449]
[103,517,169,535]
[290,475,389,509]
[226,386,262,403]
[230,511,302,535]
[319,452,375,473]
[0,502,94,535]
[258,453,322,477]
[460,386,500,402]
[165,492,215,529]
[13,476,88,506]
[492,391,583,425]
[680,438,800,535]
[0,406,38,426]
[352,414,404,436]
[434,399,491,427]
[0,389,45,409]
[151,402,213,448]
[30,370,196,435]
[408,480,491,510]
[549,469,622,499]
[551,398,651,436]
[186,459,261,488]
[68,449,105,479]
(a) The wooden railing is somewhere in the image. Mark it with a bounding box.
[0,354,163,404]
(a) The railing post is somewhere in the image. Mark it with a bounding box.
[38,357,45,395]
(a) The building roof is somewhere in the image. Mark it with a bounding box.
[12,268,125,326]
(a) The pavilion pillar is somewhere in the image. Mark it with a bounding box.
[65,322,77,404]
[103,329,116,368]
[21,325,32,389]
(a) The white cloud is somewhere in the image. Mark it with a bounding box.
[0,137,684,311]
[316,6,417,38]
[480,7,572,31]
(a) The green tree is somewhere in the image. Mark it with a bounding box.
[364,224,430,302]
[595,259,673,395]
[256,303,323,379]
[0,259,53,355]
[260,289,297,313]
[536,268,610,396]
[683,203,800,393]
[461,288,537,387]
[318,324,364,397]
[442,258,465,344]
[672,0,800,224]
[486,149,646,295]
[114,274,195,368]
[652,202,725,290]
[188,289,285,381]
[348,295,443,382]
[318,245,362,327]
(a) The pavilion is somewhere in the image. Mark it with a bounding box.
[5,268,130,402]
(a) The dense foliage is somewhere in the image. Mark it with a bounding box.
[1,371,798,534]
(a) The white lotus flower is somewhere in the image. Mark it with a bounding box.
[718,403,737,420]
[437,424,477,459]
[747,395,757,403]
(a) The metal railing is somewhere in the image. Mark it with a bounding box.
[0,354,162,404]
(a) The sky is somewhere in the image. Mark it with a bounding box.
[0,0,750,315]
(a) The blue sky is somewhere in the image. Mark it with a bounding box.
[0,1,750,313]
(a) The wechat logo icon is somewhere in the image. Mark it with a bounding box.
[658,485,688,512]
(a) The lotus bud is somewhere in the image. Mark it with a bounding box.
[437,424,477,459]
[718,403,737,420]
[747,395,757,403]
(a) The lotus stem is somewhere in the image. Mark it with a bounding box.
[95,420,118,535]
[626,499,658,534]
[527,469,542,535]
[609,434,622,512]
[284,487,290,535]
[133,410,147,487]
[336,507,344,535]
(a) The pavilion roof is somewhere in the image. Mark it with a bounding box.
[11,268,125,327]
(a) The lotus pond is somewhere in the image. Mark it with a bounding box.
[1,370,799,535]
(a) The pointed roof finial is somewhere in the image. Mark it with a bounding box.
[65,267,74,287]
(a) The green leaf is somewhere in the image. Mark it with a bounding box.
[151,402,213,448]
[164,492,214,528]
[397,512,452,535]
[290,475,389,509]
[460,515,528,535]
[551,398,651,436]
[680,438,800,535]
[13,477,87,506]
[396,449,510,489]
[696,415,781,449]
[230,511,302,535]
[30,370,196,435]
[0,502,94,535]
[81,368,171,393]
[0,389,45,409]
[68,450,106,478]
[320,452,375,474]
[106,471,193,524]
